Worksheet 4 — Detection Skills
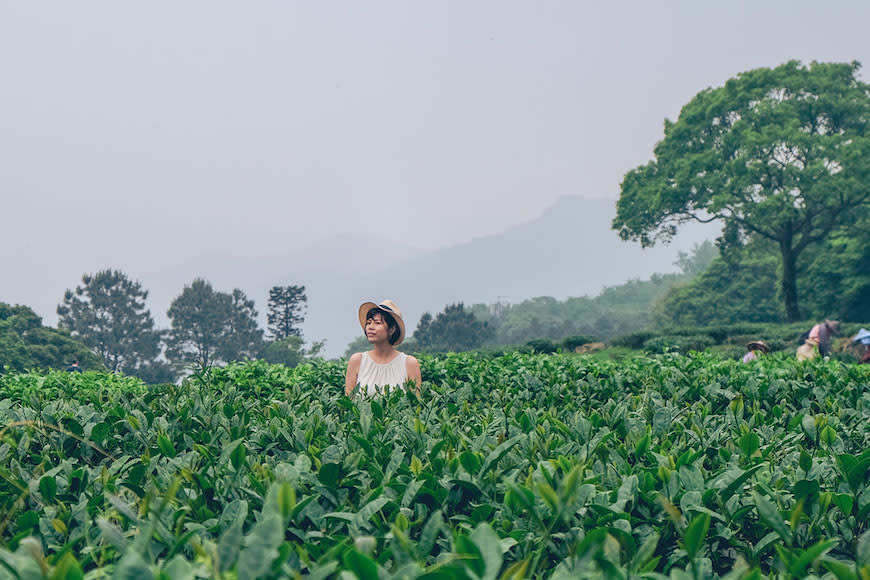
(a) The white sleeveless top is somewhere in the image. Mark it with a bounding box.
[358,351,408,396]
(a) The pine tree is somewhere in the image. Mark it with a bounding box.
[57,269,161,374]
[267,285,307,340]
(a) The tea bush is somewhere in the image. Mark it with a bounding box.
[2,354,870,578]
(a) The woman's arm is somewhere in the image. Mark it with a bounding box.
[406,355,422,396]
[345,353,362,396]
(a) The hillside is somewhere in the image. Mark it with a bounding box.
[305,196,713,355]
[124,196,714,357]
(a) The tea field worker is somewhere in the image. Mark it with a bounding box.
[852,328,870,364]
[66,359,82,373]
[345,299,422,398]
[742,340,770,362]
[809,319,840,358]
[797,337,820,361]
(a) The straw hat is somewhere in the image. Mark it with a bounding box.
[358,299,406,345]
[746,340,770,353]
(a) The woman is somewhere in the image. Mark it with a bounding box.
[742,340,769,362]
[808,320,840,358]
[345,299,422,397]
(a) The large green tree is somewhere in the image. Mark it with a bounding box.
[56,269,161,374]
[266,285,307,340]
[613,61,870,321]
[165,279,263,367]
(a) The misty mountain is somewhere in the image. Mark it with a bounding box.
[139,195,713,358]
[303,196,713,356]
[141,234,421,327]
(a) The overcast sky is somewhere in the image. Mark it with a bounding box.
[3,1,870,325]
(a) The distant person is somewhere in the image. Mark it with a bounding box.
[742,340,769,362]
[66,359,82,372]
[852,328,870,364]
[797,337,820,361]
[345,300,422,397]
[808,320,840,357]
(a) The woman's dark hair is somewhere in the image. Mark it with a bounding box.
[366,308,399,344]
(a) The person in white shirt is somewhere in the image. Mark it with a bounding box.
[345,299,422,397]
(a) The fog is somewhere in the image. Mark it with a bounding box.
[2,1,869,354]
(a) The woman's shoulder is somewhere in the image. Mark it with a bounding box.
[349,351,366,364]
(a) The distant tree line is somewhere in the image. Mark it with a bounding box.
[344,244,718,357]
[10,62,870,370]
[0,272,315,382]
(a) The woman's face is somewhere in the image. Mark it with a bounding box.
[365,312,393,344]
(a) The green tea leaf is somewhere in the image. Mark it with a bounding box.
[237,511,283,580]
[478,435,523,477]
[419,510,445,558]
[156,434,176,458]
[39,476,57,503]
[738,432,760,459]
[114,549,153,580]
[317,462,341,488]
[682,513,710,560]
[50,552,84,580]
[343,549,380,580]
[821,557,858,580]
[754,492,789,543]
[469,523,503,580]
[718,463,765,503]
[162,555,196,580]
[788,538,837,576]
[858,530,870,567]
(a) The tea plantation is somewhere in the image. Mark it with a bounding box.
[2,353,870,579]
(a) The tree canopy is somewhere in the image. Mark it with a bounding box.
[613,60,870,321]
[165,279,263,368]
[413,303,494,352]
[267,285,307,340]
[56,269,162,374]
[1,302,103,373]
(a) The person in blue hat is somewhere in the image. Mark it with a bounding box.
[853,328,870,363]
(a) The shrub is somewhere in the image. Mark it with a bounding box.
[643,334,714,354]
[525,338,556,354]
[560,335,598,351]
[611,331,656,350]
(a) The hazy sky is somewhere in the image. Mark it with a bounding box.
[3,1,870,325]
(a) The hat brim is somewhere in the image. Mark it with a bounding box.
[746,341,770,353]
[358,302,405,346]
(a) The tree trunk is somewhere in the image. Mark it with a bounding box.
[780,244,802,322]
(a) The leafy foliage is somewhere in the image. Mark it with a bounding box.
[261,335,324,368]
[56,269,162,375]
[413,303,493,352]
[614,60,870,321]
[165,279,264,367]
[654,241,783,326]
[0,302,103,373]
[479,272,693,347]
[801,221,870,322]
[657,222,870,327]
[3,353,870,578]
[267,285,307,340]
[345,334,372,358]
